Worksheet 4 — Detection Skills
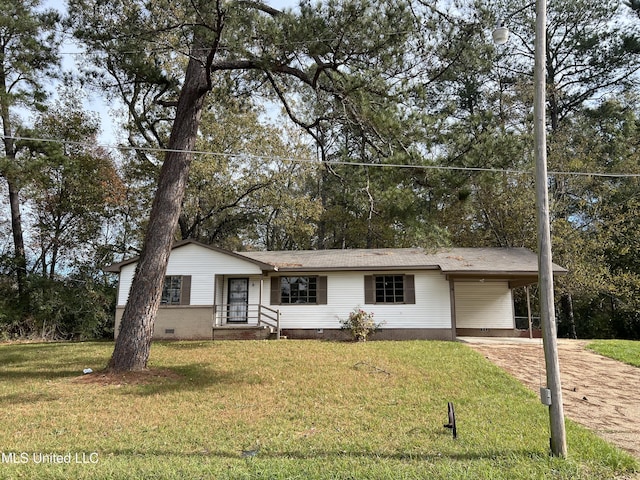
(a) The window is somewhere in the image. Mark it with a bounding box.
[281,276,317,304]
[364,275,415,304]
[270,276,327,305]
[376,275,404,303]
[161,275,191,305]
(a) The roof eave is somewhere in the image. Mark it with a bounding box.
[103,239,278,273]
[268,265,442,272]
[445,270,567,288]
[444,270,567,277]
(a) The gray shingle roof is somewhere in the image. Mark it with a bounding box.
[431,248,565,274]
[239,247,566,275]
[240,248,430,270]
[103,239,566,277]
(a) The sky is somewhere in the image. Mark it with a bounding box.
[40,0,299,145]
[41,0,118,143]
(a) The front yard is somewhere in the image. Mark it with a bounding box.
[0,340,636,479]
[587,339,640,367]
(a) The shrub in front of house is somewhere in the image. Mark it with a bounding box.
[340,307,383,342]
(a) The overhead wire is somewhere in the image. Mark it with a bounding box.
[41,8,640,180]
[6,135,640,178]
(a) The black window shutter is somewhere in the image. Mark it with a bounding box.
[270,277,281,305]
[180,276,192,305]
[364,275,375,304]
[317,276,327,304]
[404,275,415,304]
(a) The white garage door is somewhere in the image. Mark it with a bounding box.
[455,281,514,329]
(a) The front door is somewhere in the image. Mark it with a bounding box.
[227,278,249,323]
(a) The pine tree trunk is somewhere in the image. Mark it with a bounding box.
[0,76,28,298]
[107,46,210,372]
[7,177,27,293]
[561,292,578,339]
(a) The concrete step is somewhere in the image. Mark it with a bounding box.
[212,325,272,340]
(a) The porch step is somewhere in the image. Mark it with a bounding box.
[212,325,273,341]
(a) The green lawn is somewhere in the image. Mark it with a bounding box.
[586,339,640,367]
[0,340,636,479]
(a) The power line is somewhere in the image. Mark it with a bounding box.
[57,31,417,58]
[7,135,640,178]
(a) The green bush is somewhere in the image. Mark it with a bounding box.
[339,307,383,342]
[0,272,115,340]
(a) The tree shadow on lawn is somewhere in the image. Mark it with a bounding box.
[0,342,259,396]
[0,368,88,382]
[0,341,110,355]
[103,446,548,463]
[72,363,246,396]
[0,391,59,406]
[0,364,244,406]
[0,342,112,380]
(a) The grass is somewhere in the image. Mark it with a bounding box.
[586,339,640,367]
[0,340,637,479]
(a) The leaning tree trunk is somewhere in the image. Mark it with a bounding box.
[107,48,211,372]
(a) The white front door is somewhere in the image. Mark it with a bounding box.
[227,278,249,323]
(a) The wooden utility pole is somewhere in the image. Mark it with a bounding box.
[533,0,567,457]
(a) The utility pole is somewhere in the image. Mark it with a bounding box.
[533,0,567,458]
[493,0,567,457]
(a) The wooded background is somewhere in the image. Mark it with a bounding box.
[2,0,640,341]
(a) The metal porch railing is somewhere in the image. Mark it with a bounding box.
[213,304,281,339]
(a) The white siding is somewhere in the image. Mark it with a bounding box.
[116,263,136,306]
[265,270,451,329]
[454,281,514,329]
[116,244,262,306]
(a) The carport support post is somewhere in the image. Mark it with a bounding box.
[526,286,533,339]
[533,0,567,458]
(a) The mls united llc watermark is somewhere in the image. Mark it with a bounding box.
[2,451,99,464]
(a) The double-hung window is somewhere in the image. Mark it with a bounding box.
[364,274,415,304]
[281,276,317,304]
[270,276,327,305]
[161,275,191,305]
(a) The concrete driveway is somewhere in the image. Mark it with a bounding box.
[460,337,640,459]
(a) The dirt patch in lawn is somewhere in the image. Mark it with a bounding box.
[72,368,182,386]
[465,339,640,459]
